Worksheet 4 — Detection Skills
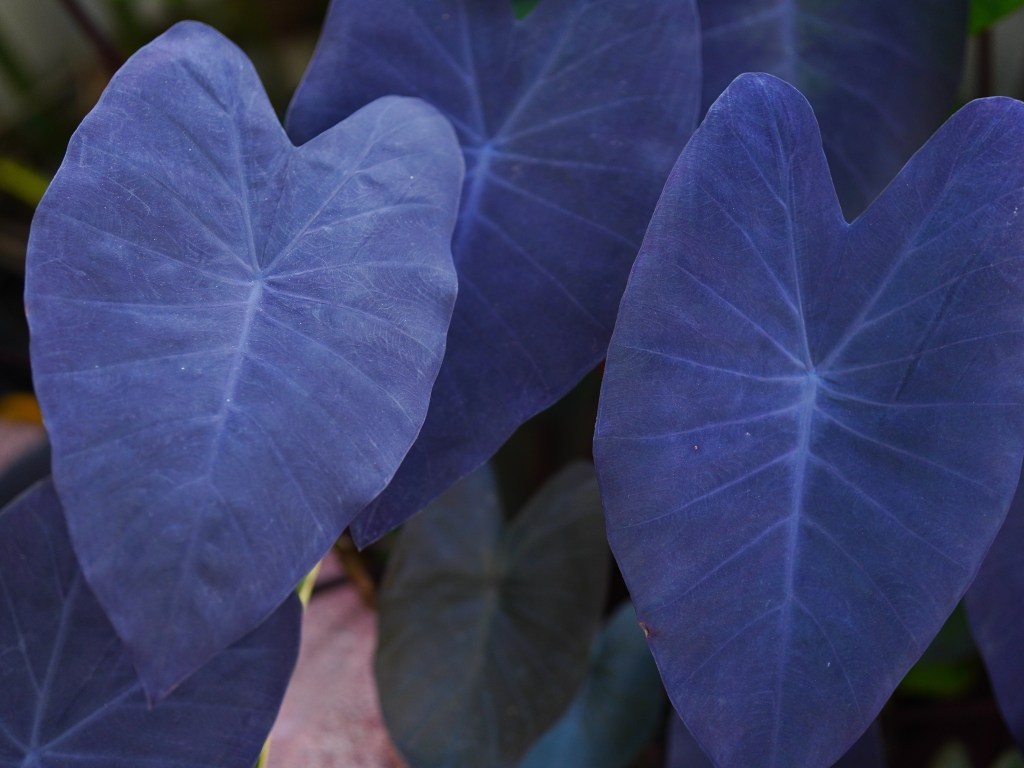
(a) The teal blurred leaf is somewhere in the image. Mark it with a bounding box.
[518,602,665,768]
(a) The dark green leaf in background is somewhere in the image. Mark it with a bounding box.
[512,0,539,18]
[898,605,983,699]
[375,463,610,768]
[971,0,1024,32]
[930,744,1024,768]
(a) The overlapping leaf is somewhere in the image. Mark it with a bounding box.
[697,0,968,217]
[967,481,1024,746]
[376,463,609,768]
[25,21,462,699]
[594,74,1024,767]
[518,602,664,768]
[287,0,701,545]
[0,481,300,768]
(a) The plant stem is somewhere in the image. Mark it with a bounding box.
[977,27,994,98]
[54,0,123,75]
[334,535,377,609]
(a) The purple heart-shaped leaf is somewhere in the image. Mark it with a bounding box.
[287,0,701,545]
[594,73,1024,766]
[0,480,300,768]
[25,21,462,699]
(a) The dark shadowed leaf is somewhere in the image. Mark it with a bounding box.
[593,74,1024,767]
[697,0,968,218]
[287,0,701,545]
[376,463,609,768]
[668,715,885,767]
[25,21,462,700]
[0,480,300,768]
[518,601,664,768]
[967,478,1024,746]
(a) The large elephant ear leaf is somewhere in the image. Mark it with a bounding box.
[594,73,1024,767]
[697,0,968,218]
[0,481,300,768]
[967,481,1024,746]
[25,21,462,700]
[376,463,610,768]
[287,0,701,545]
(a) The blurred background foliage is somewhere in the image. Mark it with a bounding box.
[0,0,330,397]
[1,2,1024,765]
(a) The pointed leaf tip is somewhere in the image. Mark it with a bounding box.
[697,0,968,218]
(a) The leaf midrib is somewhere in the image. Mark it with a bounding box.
[203,281,262,477]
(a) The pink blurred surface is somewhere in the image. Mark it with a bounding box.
[0,421,45,472]
[268,556,408,768]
